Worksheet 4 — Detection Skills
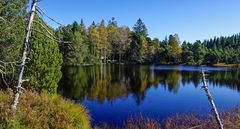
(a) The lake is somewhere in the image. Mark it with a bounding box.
[58,65,240,126]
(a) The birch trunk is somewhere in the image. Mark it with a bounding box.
[11,0,37,111]
[201,68,224,129]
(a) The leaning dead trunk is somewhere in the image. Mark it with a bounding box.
[201,68,224,129]
[11,0,37,111]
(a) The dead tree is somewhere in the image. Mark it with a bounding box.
[201,68,224,129]
[11,0,37,110]
[11,0,71,110]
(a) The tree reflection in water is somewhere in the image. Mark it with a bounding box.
[58,65,240,105]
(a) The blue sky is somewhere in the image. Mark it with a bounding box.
[37,0,240,42]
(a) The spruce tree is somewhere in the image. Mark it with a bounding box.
[133,18,148,36]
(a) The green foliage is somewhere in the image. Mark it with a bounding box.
[167,34,182,64]
[182,41,194,65]
[0,90,91,129]
[117,27,131,63]
[107,19,120,60]
[98,20,108,63]
[128,33,143,63]
[57,18,240,65]
[65,31,88,65]
[133,18,148,37]
[55,18,240,65]
[27,16,63,93]
[88,22,100,63]
[181,34,240,65]
[0,1,63,93]
[58,21,89,65]
[0,0,27,86]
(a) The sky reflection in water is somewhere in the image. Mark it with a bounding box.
[58,65,240,125]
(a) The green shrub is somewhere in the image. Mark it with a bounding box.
[27,16,63,93]
[0,90,91,129]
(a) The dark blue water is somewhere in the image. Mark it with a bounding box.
[58,65,240,125]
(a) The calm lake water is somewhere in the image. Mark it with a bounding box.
[58,65,240,125]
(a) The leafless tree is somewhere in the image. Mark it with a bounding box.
[201,68,224,129]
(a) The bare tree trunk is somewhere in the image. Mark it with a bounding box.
[11,0,37,111]
[201,68,224,129]
[119,52,121,64]
[100,48,102,64]
[104,48,107,63]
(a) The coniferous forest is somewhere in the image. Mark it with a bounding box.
[56,18,240,66]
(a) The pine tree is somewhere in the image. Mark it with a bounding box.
[97,20,108,63]
[182,41,194,65]
[149,38,161,63]
[133,18,148,36]
[107,20,120,60]
[192,40,206,65]
[27,16,63,93]
[79,19,90,63]
[66,31,88,65]
[0,0,27,86]
[0,0,27,61]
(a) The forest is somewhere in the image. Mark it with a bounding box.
[1,0,239,91]
[57,18,240,65]
[1,1,240,73]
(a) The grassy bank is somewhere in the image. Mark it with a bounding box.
[211,63,240,67]
[97,108,240,129]
[0,90,91,129]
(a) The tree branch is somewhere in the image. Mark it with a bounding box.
[36,6,64,27]
[33,20,71,44]
[0,16,6,21]
[0,60,18,87]
[32,28,71,44]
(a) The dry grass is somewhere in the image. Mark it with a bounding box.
[0,89,91,129]
[96,115,161,129]
[97,108,240,129]
[211,63,240,67]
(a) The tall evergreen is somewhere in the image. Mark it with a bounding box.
[133,18,148,36]
[107,19,120,60]
[182,41,194,65]
[0,0,27,62]
[27,16,63,93]
[97,20,108,63]
[66,21,88,65]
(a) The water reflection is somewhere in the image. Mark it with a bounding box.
[58,65,240,105]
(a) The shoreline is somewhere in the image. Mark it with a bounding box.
[63,63,240,68]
